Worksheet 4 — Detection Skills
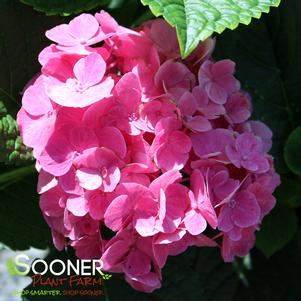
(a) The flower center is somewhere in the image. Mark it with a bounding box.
[79,38,86,45]
[129,112,138,122]
[66,78,87,93]
[228,199,236,208]
[101,167,108,178]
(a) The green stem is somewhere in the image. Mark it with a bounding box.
[0,165,35,184]
[103,279,110,301]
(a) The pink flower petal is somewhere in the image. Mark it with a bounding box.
[232,192,261,228]
[69,14,99,41]
[184,210,207,235]
[66,196,88,217]
[104,195,132,231]
[76,167,103,190]
[73,53,106,87]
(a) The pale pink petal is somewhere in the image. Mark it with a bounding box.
[69,14,99,41]
[22,79,53,116]
[46,24,75,46]
[101,167,121,192]
[66,196,88,217]
[73,53,106,87]
[17,108,56,154]
[46,76,114,108]
[184,210,207,235]
[135,214,157,237]
[76,168,103,190]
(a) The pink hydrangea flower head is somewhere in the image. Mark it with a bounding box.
[17,10,280,293]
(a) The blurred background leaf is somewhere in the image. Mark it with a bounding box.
[284,127,301,177]
[20,0,110,16]
[256,201,298,257]
[0,172,52,250]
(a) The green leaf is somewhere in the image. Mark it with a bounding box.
[214,0,301,173]
[0,170,52,250]
[284,127,301,177]
[141,0,281,58]
[276,177,301,208]
[20,0,110,16]
[107,0,150,27]
[256,202,298,257]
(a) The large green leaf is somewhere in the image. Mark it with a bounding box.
[20,0,110,16]
[141,0,281,58]
[284,127,301,177]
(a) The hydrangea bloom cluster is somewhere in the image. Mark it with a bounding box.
[17,12,280,292]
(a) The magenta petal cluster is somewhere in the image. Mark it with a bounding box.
[17,12,280,293]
